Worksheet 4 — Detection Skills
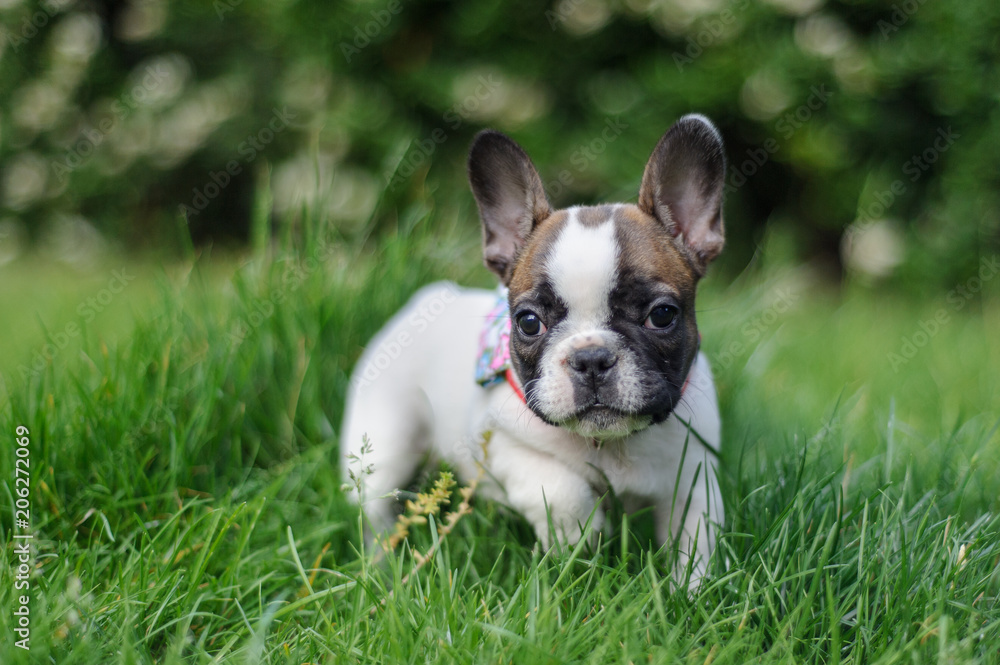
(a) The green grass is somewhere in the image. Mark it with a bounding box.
[1,215,998,664]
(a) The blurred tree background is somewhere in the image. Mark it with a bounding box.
[1,0,998,288]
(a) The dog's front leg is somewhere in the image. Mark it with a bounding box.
[488,433,604,548]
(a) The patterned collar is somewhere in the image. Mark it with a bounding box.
[475,289,520,398]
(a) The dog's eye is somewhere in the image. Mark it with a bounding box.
[515,312,547,337]
[644,305,678,330]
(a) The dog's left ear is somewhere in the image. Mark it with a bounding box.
[638,114,726,275]
[468,130,551,285]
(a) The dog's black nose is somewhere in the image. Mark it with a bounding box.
[568,346,618,380]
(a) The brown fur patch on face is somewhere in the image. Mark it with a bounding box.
[613,205,697,297]
[612,204,701,363]
[509,204,702,305]
[508,210,569,298]
[574,205,618,228]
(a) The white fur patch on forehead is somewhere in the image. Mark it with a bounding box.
[546,207,619,325]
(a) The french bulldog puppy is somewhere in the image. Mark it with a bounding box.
[341,115,726,584]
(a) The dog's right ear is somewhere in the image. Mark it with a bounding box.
[468,130,551,285]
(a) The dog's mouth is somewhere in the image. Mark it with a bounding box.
[558,402,655,441]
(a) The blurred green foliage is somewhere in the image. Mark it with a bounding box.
[1,0,998,287]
